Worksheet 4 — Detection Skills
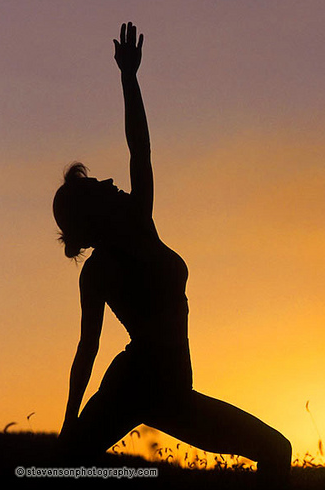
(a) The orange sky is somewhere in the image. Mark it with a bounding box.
[1,0,325,462]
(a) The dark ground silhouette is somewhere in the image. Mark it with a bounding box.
[1,432,325,489]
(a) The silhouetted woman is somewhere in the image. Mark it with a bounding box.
[53,22,291,487]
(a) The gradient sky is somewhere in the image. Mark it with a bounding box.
[1,0,325,462]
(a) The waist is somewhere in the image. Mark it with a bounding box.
[128,334,190,350]
[127,314,189,346]
[125,336,192,380]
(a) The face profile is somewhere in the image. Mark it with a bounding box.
[53,164,130,258]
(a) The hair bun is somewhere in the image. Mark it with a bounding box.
[64,162,89,184]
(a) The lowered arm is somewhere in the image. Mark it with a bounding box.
[59,264,105,441]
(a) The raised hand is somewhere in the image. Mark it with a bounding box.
[113,22,144,76]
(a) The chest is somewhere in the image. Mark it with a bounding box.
[101,243,188,307]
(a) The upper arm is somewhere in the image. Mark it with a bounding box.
[79,260,105,351]
[130,153,154,218]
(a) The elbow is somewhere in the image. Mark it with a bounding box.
[127,130,150,156]
[129,144,151,160]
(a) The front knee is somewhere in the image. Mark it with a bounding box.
[265,431,292,472]
[278,434,292,467]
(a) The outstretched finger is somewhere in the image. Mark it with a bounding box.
[137,33,144,50]
[131,25,137,45]
[120,23,126,44]
[127,22,136,45]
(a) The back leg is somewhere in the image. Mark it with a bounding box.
[145,390,292,485]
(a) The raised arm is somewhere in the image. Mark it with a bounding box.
[114,22,153,218]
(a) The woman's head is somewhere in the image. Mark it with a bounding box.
[53,163,93,259]
[53,162,125,259]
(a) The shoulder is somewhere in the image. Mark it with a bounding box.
[79,248,123,299]
[79,253,105,298]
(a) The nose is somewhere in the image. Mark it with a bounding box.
[100,178,119,193]
[100,178,114,186]
[102,178,113,186]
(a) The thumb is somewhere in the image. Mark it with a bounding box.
[113,40,120,59]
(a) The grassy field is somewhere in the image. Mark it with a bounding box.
[1,432,325,489]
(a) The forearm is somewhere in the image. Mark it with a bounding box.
[64,342,97,422]
[121,72,150,156]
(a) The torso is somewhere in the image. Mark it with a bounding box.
[82,210,193,391]
[87,217,189,346]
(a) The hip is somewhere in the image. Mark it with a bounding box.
[99,339,193,399]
